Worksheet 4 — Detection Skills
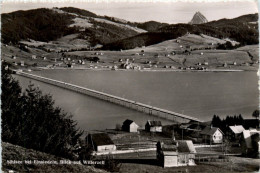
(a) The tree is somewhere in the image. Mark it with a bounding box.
[1,62,23,143]
[211,114,222,128]
[1,67,83,159]
[252,110,259,119]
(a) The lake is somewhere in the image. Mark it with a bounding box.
[14,70,259,131]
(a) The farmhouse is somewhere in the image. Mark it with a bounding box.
[200,126,223,144]
[227,125,245,141]
[87,133,116,152]
[240,129,260,158]
[157,140,196,167]
[145,120,162,132]
[122,119,139,132]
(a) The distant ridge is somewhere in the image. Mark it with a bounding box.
[189,11,208,24]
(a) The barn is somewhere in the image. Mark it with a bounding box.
[145,120,162,132]
[122,119,139,132]
[227,125,245,141]
[87,133,116,152]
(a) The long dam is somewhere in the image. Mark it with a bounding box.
[15,70,203,123]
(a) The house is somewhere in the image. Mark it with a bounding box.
[200,126,223,144]
[157,140,196,167]
[20,61,24,66]
[31,55,37,59]
[145,120,162,132]
[122,119,139,132]
[67,64,73,68]
[240,129,260,158]
[227,125,245,141]
[87,133,116,152]
[177,140,196,166]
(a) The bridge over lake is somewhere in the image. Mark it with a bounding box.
[15,70,203,123]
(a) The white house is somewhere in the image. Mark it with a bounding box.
[87,133,116,152]
[145,120,162,132]
[122,119,139,133]
[200,126,223,144]
[20,61,24,66]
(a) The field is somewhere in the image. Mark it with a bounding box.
[91,130,260,173]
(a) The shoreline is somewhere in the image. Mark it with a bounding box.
[31,67,248,72]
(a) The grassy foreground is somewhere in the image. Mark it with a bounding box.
[2,142,106,173]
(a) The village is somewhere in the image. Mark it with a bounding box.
[84,117,260,170]
[2,33,259,73]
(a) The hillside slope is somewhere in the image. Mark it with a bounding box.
[2,142,106,172]
[103,13,258,50]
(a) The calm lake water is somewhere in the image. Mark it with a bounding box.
[15,70,259,131]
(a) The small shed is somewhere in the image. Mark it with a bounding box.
[145,120,162,132]
[200,126,223,144]
[122,119,139,133]
[87,133,116,152]
[177,140,196,166]
[157,140,196,167]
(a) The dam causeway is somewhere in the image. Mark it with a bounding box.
[15,71,203,123]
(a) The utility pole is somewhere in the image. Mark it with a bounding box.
[182,128,183,140]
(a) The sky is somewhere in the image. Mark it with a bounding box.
[1,0,259,24]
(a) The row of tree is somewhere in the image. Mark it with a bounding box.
[211,110,259,133]
[1,62,83,159]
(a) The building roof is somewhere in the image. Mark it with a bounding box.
[200,126,223,136]
[89,133,114,146]
[229,125,245,134]
[157,140,196,154]
[177,140,196,153]
[157,141,177,152]
[147,120,162,127]
[123,119,134,126]
[242,129,260,149]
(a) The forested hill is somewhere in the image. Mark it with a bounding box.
[103,13,258,50]
[1,8,76,44]
[1,7,145,45]
[1,7,258,50]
